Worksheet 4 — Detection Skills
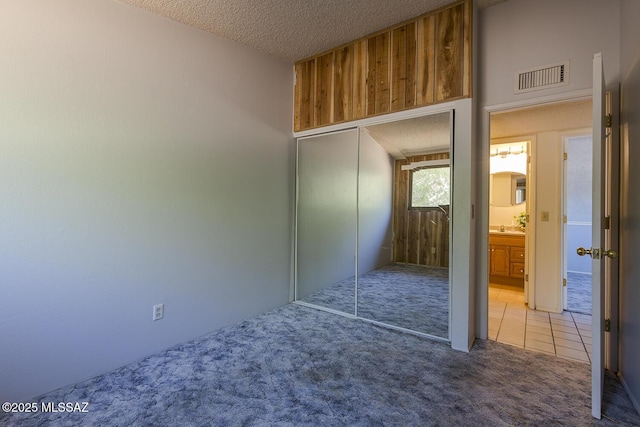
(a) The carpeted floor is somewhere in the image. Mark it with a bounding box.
[567,271,592,315]
[301,264,449,338]
[357,264,448,337]
[299,274,356,315]
[2,304,639,426]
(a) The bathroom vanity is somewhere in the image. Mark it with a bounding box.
[489,232,525,287]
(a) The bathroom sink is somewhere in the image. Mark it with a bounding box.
[489,229,525,235]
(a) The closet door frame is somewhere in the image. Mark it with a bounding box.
[293,98,473,351]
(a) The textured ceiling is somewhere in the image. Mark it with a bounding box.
[364,112,451,159]
[116,0,509,62]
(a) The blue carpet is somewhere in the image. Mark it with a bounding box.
[1,304,638,426]
[300,264,449,338]
[567,271,592,315]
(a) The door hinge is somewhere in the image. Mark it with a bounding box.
[525,273,529,282]
[563,152,568,161]
[563,278,567,287]
[606,114,612,128]
[604,216,611,230]
[605,318,611,332]
[563,215,567,224]
[525,214,530,223]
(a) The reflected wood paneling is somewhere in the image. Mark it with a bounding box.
[419,210,449,267]
[407,210,421,264]
[393,153,450,267]
[393,158,409,263]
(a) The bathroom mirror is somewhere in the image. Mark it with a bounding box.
[490,172,526,207]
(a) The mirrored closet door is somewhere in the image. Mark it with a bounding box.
[295,112,452,340]
[295,129,358,315]
[357,113,452,339]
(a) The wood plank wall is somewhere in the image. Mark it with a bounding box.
[393,153,450,267]
[293,0,472,132]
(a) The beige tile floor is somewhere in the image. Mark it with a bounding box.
[489,284,592,364]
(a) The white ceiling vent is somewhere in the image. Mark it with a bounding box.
[514,61,569,94]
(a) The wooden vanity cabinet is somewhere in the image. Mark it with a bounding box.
[510,247,525,278]
[489,234,525,287]
[489,244,510,277]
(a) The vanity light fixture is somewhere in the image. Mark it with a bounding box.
[400,158,450,171]
[490,143,528,175]
[491,145,526,158]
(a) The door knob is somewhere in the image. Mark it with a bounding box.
[576,247,592,257]
[577,247,617,259]
[577,247,600,259]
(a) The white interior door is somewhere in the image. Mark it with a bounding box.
[581,52,620,421]
[562,138,569,311]
[590,52,606,420]
[576,52,611,419]
[604,84,620,374]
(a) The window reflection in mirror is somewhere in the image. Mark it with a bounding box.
[410,166,450,209]
[490,172,526,207]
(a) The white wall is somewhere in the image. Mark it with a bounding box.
[451,99,476,351]
[479,0,620,107]
[619,0,640,413]
[0,0,293,402]
[358,131,394,275]
[489,204,524,229]
[531,132,564,312]
[296,130,358,300]
[476,0,622,335]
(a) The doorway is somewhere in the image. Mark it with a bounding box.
[487,99,593,363]
[564,135,594,315]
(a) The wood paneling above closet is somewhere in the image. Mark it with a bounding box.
[391,22,417,111]
[416,15,435,105]
[293,60,315,130]
[293,0,472,132]
[314,52,334,126]
[333,46,353,123]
